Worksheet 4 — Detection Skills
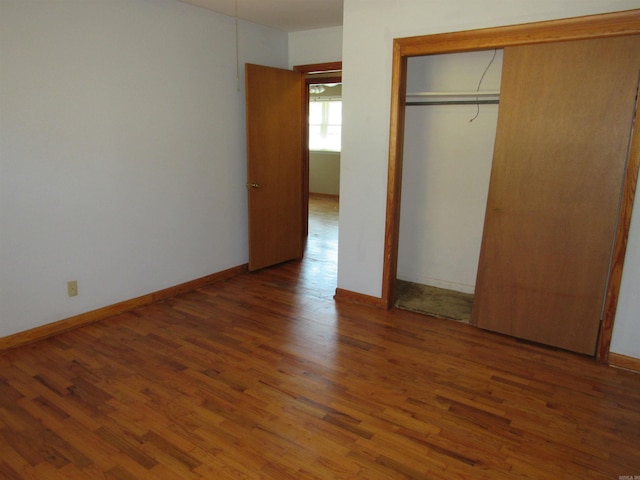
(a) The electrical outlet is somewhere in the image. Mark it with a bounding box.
[67,280,78,297]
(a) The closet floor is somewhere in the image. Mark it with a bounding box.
[395,280,473,323]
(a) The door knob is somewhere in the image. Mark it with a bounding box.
[246,182,261,189]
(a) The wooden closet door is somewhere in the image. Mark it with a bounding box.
[472,36,640,355]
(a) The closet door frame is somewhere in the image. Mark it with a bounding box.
[382,9,640,363]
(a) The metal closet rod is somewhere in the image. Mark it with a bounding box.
[405,90,500,106]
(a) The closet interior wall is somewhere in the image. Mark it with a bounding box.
[397,50,503,295]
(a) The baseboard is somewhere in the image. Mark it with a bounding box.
[608,352,640,373]
[0,264,248,352]
[309,192,339,199]
[334,288,384,308]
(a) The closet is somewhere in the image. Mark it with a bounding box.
[396,51,503,321]
[384,10,640,358]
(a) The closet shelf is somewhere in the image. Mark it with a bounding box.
[406,91,500,106]
[406,91,500,98]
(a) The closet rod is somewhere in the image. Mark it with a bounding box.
[406,99,499,106]
[405,91,500,106]
[406,91,500,98]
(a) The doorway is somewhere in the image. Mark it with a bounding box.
[244,62,341,274]
[294,63,342,295]
[306,81,341,296]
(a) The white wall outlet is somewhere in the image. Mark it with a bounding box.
[67,280,78,297]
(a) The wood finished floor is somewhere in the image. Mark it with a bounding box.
[1,194,640,479]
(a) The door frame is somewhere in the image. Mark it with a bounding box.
[381,9,640,362]
[293,62,343,237]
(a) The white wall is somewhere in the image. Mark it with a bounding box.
[611,192,640,358]
[398,51,502,293]
[338,0,640,356]
[310,152,341,195]
[0,0,288,338]
[288,26,343,67]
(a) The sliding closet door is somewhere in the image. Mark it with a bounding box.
[472,36,640,355]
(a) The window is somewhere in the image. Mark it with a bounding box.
[309,99,342,152]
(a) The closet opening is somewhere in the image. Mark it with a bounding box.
[381,10,640,362]
[394,50,503,323]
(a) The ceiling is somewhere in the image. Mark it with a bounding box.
[178,0,344,32]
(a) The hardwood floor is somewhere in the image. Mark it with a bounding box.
[1,194,640,479]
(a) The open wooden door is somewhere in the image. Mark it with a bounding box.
[245,64,305,271]
[472,36,640,355]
